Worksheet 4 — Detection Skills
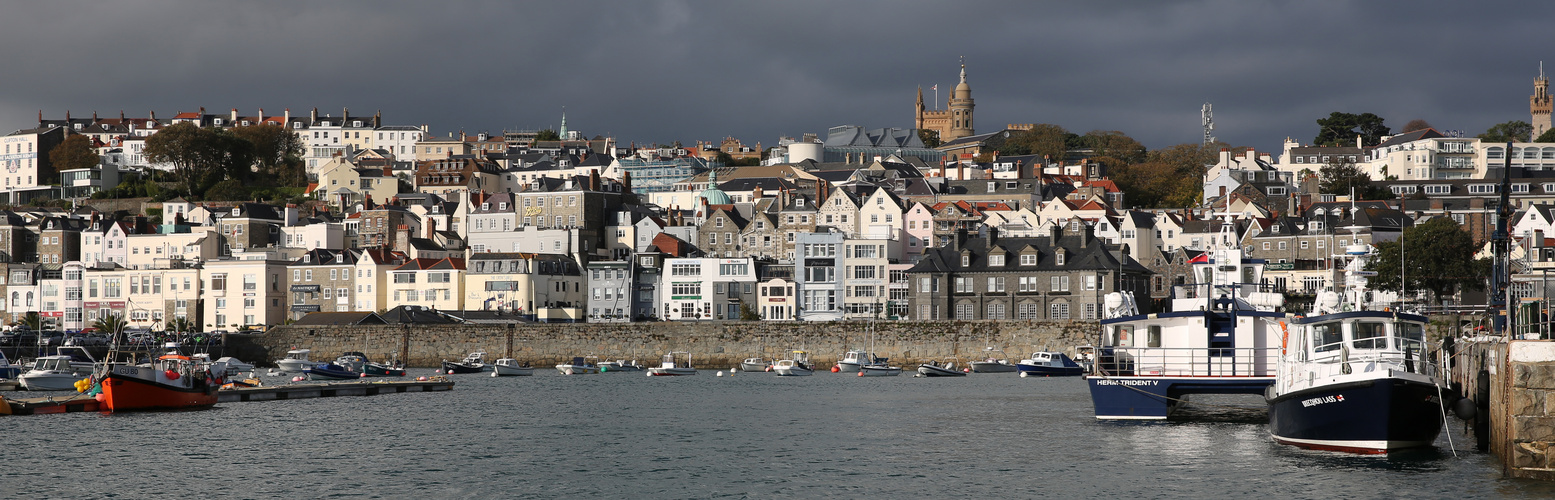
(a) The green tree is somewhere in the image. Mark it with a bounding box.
[1014,123,1073,163]
[20,312,42,331]
[93,313,129,345]
[143,122,256,197]
[231,124,304,181]
[1401,119,1434,133]
[1076,130,1147,164]
[1319,159,1393,200]
[534,129,561,141]
[1111,142,1222,208]
[206,179,248,201]
[917,129,942,148]
[49,134,99,172]
[1315,112,1390,147]
[1365,217,1490,304]
[1536,128,1555,143]
[1478,120,1532,143]
[167,317,198,334]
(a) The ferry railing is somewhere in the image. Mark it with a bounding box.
[1097,346,1278,377]
[1170,282,1279,301]
[1304,338,1440,379]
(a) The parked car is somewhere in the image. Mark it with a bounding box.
[0,330,38,346]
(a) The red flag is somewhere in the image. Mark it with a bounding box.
[1187,253,1209,264]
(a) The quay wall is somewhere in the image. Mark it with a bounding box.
[1451,338,1555,481]
[233,320,1098,369]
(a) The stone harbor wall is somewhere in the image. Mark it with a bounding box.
[232,320,1098,369]
[1505,341,1555,480]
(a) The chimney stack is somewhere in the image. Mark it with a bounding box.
[589,169,601,191]
[622,171,633,194]
[395,224,411,253]
[427,218,437,240]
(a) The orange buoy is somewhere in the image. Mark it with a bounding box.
[831,365,841,373]
[857,371,864,377]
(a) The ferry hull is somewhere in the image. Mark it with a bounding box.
[102,372,217,411]
[1268,378,1443,454]
[1086,376,1273,419]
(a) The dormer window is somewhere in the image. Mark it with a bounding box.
[353,121,363,127]
[231,208,241,216]
[498,202,507,210]
[961,253,971,267]
[214,118,223,126]
[292,122,301,129]
[1055,250,1066,266]
[482,203,490,210]
[990,254,1005,266]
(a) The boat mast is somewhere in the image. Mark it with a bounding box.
[1492,142,1514,336]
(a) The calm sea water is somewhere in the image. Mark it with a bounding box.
[4,368,1552,499]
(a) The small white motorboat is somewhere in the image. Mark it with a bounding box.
[598,359,643,372]
[858,363,902,377]
[216,356,256,375]
[968,347,1018,373]
[275,348,313,373]
[645,352,697,376]
[555,356,600,375]
[334,352,370,372]
[491,358,535,377]
[19,355,82,391]
[836,349,870,373]
[739,357,770,372]
[772,350,814,376]
[917,358,968,377]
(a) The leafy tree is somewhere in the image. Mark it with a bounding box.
[143,122,256,197]
[1366,217,1490,304]
[49,134,99,172]
[1111,142,1222,208]
[1536,128,1555,143]
[230,124,304,179]
[1076,130,1147,164]
[1314,112,1390,147]
[20,312,42,331]
[1011,124,1073,163]
[918,129,941,148]
[534,129,561,141]
[1401,119,1434,133]
[167,317,198,334]
[206,179,248,201]
[93,313,128,345]
[1319,158,1393,200]
[1478,120,1532,143]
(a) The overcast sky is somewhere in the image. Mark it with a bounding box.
[2,1,1552,154]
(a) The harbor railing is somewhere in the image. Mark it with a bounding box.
[1097,346,1278,378]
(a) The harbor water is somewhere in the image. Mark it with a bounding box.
[5,369,1551,498]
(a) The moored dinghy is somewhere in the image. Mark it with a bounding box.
[773,350,814,376]
[917,358,968,377]
[968,347,1017,373]
[646,352,697,376]
[491,358,535,377]
[556,356,600,375]
[442,351,491,374]
[739,357,770,372]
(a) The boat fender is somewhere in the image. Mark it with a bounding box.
[765,366,772,372]
[831,366,841,373]
[165,369,181,380]
[1019,372,1029,378]
[1453,397,1478,421]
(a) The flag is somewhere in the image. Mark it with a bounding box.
[1187,253,1209,264]
[931,84,938,91]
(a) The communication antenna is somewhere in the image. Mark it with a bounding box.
[1202,103,1216,145]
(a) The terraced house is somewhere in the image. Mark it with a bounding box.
[906,224,1150,321]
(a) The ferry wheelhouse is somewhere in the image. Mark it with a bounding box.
[1087,218,1289,419]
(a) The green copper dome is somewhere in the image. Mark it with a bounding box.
[698,168,733,205]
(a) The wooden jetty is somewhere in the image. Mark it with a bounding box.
[0,378,454,416]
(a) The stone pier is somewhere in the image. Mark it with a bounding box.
[232,320,1097,369]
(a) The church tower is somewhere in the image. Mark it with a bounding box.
[1534,62,1552,139]
[915,86,925,131]
[946,61,975,141]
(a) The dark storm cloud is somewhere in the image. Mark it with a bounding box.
[2,1,1552,152]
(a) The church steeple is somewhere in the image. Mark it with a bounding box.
[915,86,925,130]
[1534,62,1552,139]
[559,109,569,140]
